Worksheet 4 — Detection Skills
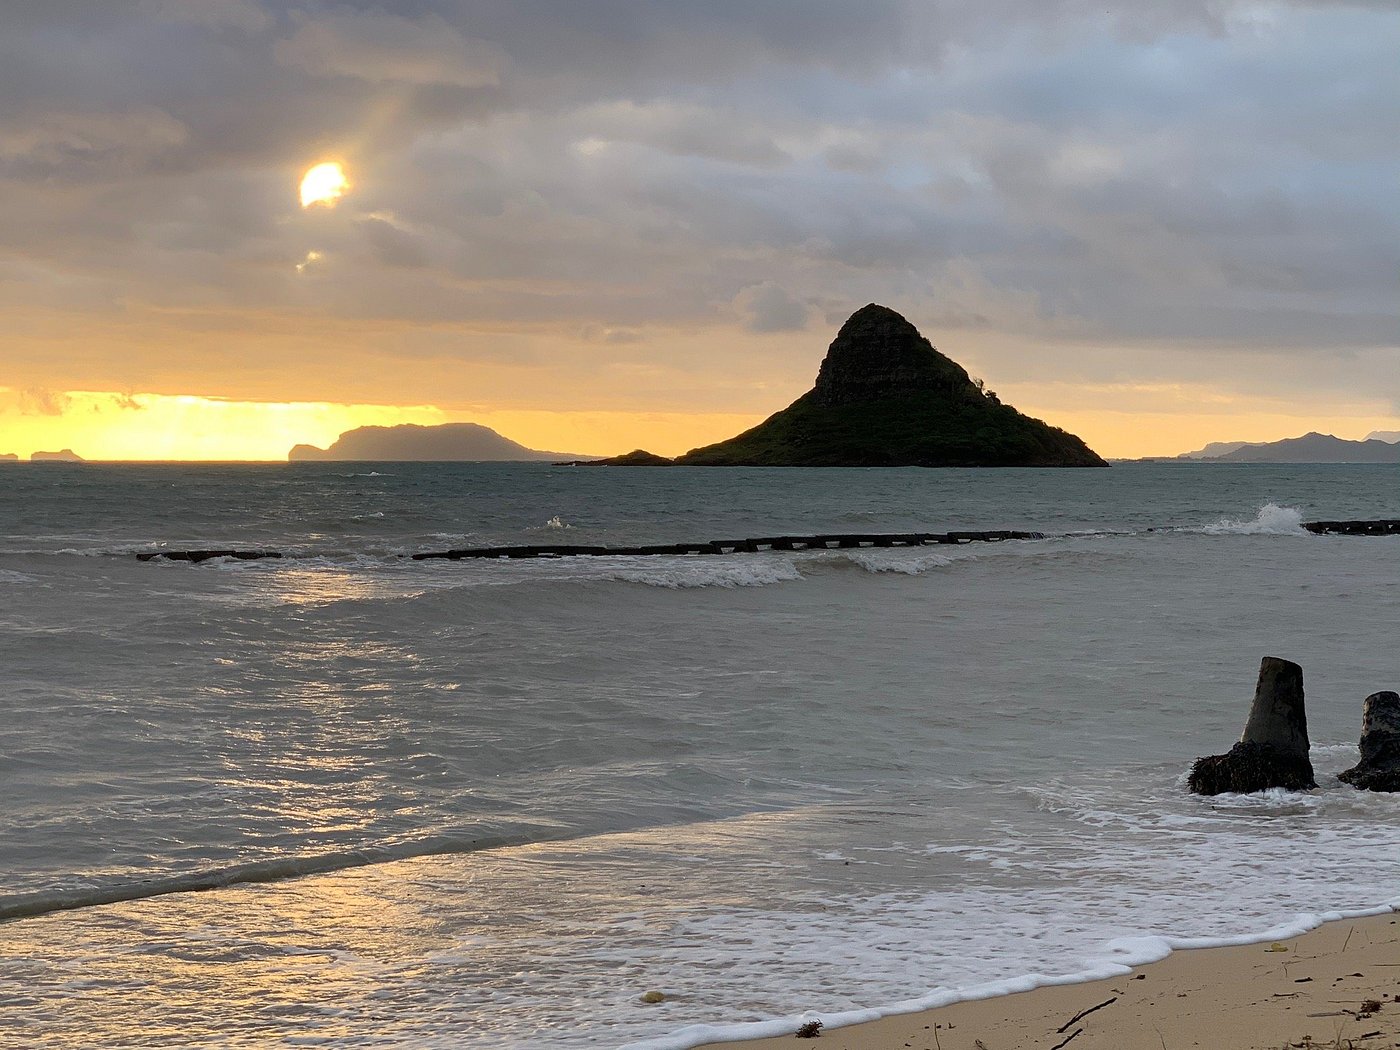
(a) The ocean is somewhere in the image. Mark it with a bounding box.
[1,462,1398,1048]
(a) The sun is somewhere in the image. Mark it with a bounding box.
[300,162,349,208]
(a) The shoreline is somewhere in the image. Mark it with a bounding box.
[665,907,1400,1050]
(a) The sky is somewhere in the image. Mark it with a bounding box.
[1,0,1396,460]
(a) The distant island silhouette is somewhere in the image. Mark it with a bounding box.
[591,304,1106,467]
[30,449,84,462]
[289,422,584,462]
[1180,432,1400,464]
[0,453,17,462]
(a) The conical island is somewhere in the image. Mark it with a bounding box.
[599,305,1106,467]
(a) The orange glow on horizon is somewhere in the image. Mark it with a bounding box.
[0,390,763,462]
[0,391,445,461]
[0,386,1395,463]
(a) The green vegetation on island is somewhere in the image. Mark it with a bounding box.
[639,304,1106,468]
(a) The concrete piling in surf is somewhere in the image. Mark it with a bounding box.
[1339,691,1400,792]
[1187,657,1316,795]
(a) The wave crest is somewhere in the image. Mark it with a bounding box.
[1197,503,1306,536]
[599,557,804,589]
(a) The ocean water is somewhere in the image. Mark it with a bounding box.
[1,462,1398,1048]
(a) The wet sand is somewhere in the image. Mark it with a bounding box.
[699,910,1400,1050]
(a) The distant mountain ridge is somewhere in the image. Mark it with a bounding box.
[640,304,1105,467]
[1175,440,1260,460]
[289,423,584,462]
[1175,431,1400,461]
[1206,432,1400,464]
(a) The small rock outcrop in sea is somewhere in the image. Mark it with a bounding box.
[1188,657,1316,795]
[0,453,18,462]
[30,448,84,462]
[1339,691,1400,792]
[673,304,1107,467]
[574,449,675,466]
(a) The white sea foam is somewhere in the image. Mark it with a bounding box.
[838,549,958,574]
[1196,502,1307,536]
[595,556,804,589]
[622,904,1399,1050]
[826,537,1113,576]
[44,544,154,557]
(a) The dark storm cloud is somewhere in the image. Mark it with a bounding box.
[0,0,1396,410]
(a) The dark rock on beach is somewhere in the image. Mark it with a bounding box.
[1339,691,1400,792]
[1188,657,1316,795]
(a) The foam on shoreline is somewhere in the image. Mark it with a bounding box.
[636,902,1400,1050]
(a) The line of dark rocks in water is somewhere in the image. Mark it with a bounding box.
[136,550,285,563]
[134,530,1046,563]
[413,530,1046,560]
[131,518,1400,563]
[1301,519,1400,536]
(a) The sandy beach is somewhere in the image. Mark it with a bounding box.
[699,910,1400,1050]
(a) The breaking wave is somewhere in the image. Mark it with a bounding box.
[594,557,804,589]
[1195,503,1306,536]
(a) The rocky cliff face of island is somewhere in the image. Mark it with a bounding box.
[675,304,1106,467]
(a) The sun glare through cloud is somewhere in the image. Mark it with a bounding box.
[299,162,349,208]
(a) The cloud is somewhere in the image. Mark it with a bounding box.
[275,11,505,88]
[582,324,645,344]
[734,282,811,333]
[0,0,1395,453]
[137,0,273,34]
[356,217,429,269]
[18,387,72,416]
[0,107,187,176]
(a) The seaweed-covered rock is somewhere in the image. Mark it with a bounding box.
[1339,691,1400,792]
[1188,657,1316,795]
[1188,741,1316,795]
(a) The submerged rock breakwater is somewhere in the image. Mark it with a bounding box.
[414,530,1046,560]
